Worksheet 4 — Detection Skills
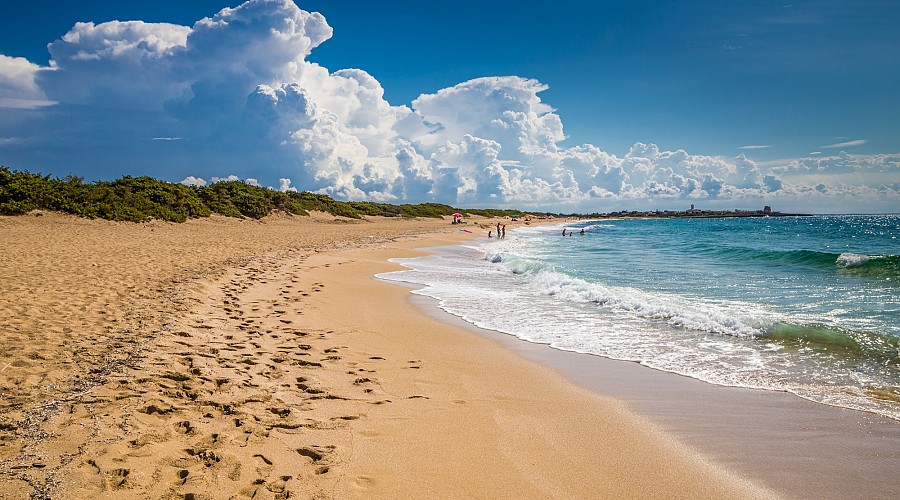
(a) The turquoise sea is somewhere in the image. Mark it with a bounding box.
[378,215,900,420]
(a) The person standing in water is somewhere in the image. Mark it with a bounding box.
[501,225,506,239]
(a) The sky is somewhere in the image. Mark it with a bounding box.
[1,0,898,213]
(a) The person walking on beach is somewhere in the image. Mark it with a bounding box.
[501,225,506,239]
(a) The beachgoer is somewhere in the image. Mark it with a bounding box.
[562,228,567,236]
[488,230,492,238]
[580,228,585,235]
[501,225,506,239]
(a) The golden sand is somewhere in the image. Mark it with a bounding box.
[0,212,774,499]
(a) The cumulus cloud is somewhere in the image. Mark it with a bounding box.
[180,176,206,186]
[278,178,297,192]
[0,0,896,213]
[0,55,54,108]
[38,21,191,108]
[412,76,564,157]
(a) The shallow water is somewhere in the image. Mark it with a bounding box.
[378,215,900,420]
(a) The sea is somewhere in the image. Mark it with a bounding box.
[377,215,900,421]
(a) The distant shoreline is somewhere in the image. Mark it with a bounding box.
[581,210,812,220]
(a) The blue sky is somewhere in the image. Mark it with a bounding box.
[1,0,898,212]
[302,0,900,159]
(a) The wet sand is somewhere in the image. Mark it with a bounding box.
[1,212,775,498]
[409,293,900,500]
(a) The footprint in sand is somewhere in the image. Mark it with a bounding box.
[104,468,130,489]
[175,421,194,434]
[354,475,376,489]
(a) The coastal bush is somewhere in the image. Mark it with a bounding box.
[348,202,403,218]
[342,202,455,219]
[0,166,524,222]
[201,181,271,219]
[461,208,523,218]
[0,167,44,214]
[288,191,362,218]
[399,203,456,218]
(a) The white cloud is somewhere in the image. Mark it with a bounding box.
[412,76,565,158]
[279,178,297,192]
[821,139,867,149]
[0,55,54,109]
[0,0,895,214]
[211,175,240,183]
[179,176,206,186]
[38,21,191,108]
[0,98,56,109]
[0,55,43,97]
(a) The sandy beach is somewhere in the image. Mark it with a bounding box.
[0,211,799,498]
[2,211,899,500]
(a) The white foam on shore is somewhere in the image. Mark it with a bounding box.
[377,237,900,422]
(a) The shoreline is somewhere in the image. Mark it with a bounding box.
[4,212,884,498]
[294,236,775,498]
[405,292,900,499]
[383,235,900,499]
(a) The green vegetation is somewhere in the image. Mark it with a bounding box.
[347,202,457,219]
[0,167,525,223]
[0,168,209,222]
[460,208,527,218]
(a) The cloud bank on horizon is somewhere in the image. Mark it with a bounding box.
[0,0,897,213]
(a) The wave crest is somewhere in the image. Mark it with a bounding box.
[837,253,872,267]
[528,269,765,338]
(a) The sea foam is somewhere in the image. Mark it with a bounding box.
[379,215,900,421]
[837,253,872,267]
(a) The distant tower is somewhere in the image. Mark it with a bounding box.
[763,206,771,214]
[691,204,694,211]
